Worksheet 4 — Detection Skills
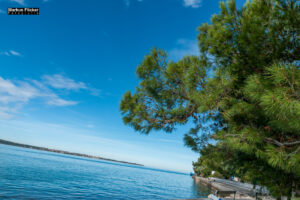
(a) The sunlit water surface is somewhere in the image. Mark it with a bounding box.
[0,144,209,199]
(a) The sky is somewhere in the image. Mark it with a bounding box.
[0,0,246,173]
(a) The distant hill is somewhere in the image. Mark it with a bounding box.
[0,139,143,167]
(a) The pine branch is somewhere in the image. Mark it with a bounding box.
[265,138,300,147]
[288,146,300,156]
[147,107,196,125]
[224,135,300,147]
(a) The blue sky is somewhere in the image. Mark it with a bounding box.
[0,0,245,173]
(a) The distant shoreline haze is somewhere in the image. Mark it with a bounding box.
[0,139,143,167]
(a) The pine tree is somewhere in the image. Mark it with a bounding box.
[120,0,300,198]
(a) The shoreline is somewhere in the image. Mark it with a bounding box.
[0,139,144,167]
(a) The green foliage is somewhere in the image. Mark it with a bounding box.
[120,0,300,198]
[211,171,224,179]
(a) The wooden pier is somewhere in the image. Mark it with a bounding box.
[174,176,276,200]
[176,176,276,200]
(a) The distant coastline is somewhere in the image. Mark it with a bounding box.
[0,139,143,167]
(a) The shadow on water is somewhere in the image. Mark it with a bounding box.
[192,180,211,198]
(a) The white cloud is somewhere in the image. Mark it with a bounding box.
[46,98,78,106]
[9,50,21,56]
[43,74,87,90]
[183,0,202,8]
[10,0,25,5]
[0,75,97,119]
[169,39,199,60]
[0,50,22,57]
[0,78,38,104]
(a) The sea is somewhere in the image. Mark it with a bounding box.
[0,144,210,200]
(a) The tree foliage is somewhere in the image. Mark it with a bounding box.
[120,0,300,198]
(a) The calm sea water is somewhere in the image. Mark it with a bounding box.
[0,144,209,199]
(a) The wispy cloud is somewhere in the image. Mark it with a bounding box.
[0,50,22,57]
[0,105,20,119]
[4,0,50,5]
[42,74,100,96]
[10,0,25,5]
[123,0,144,7]
[122,0,201,8]
[0,74,98,119]
[169,39,199,60]
[46,98,78,106]
[124,0,130,7]
[0,78,39,104]
[9,50,21,56]
[43,74,87,90]
[183,0,202,8]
